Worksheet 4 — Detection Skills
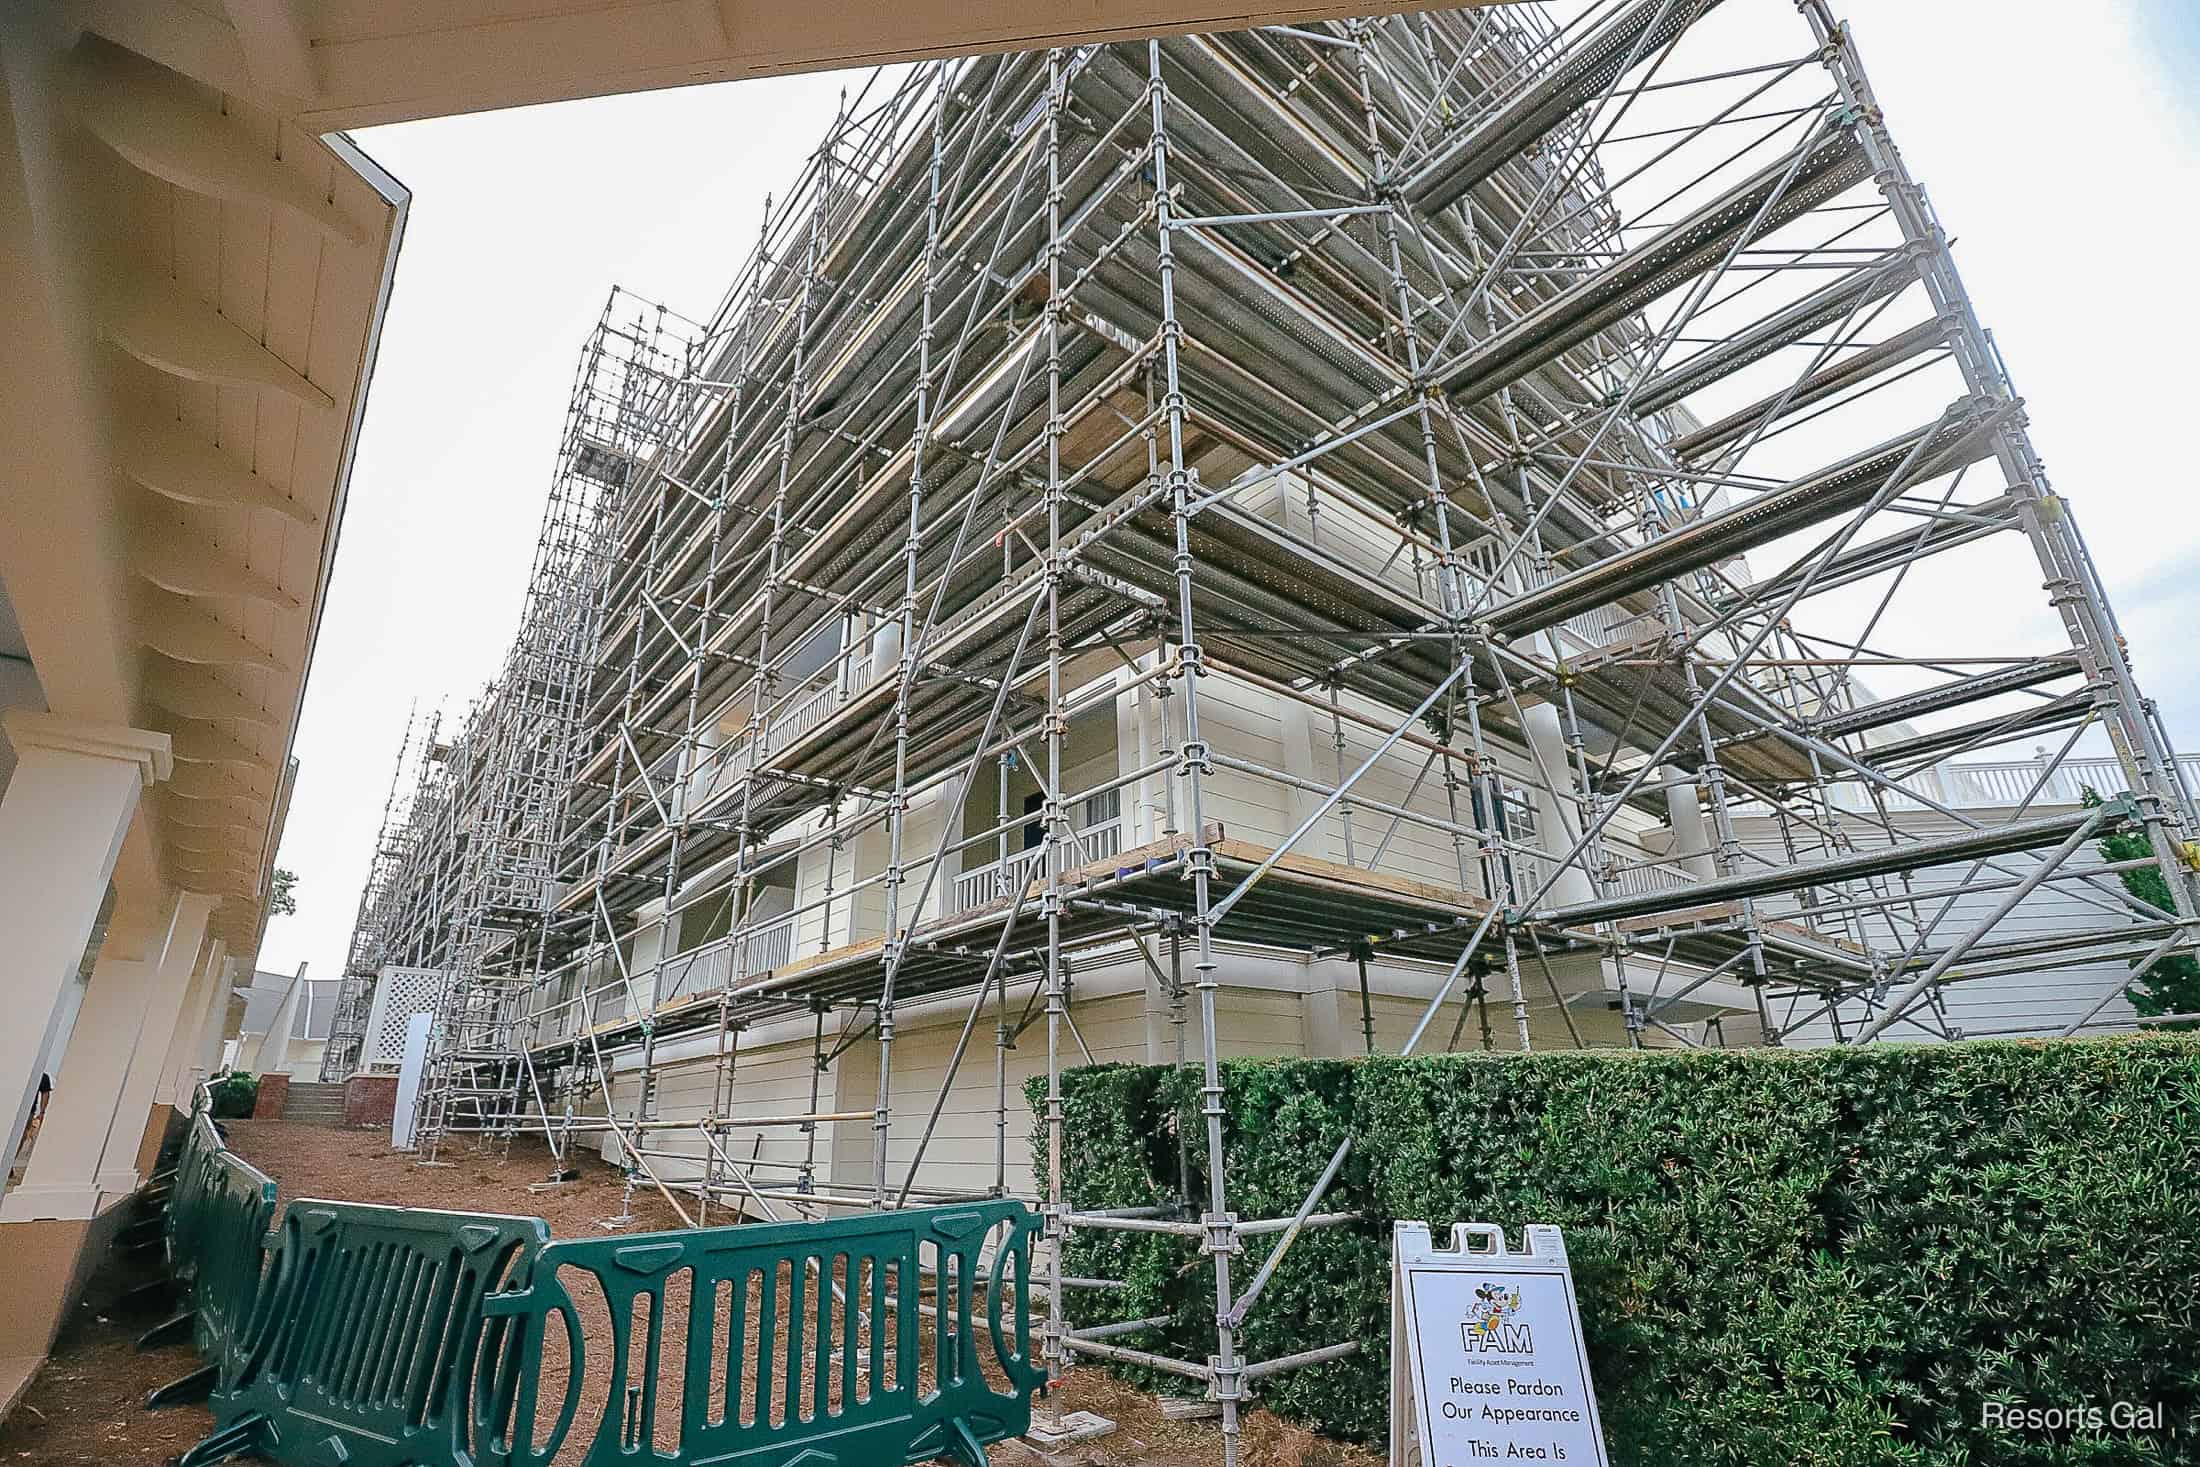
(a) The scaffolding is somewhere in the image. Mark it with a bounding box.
[320,706,427,1081]
[341,5,2200,1461]
[327,290,696,1143]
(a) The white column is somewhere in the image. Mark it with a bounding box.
[1520,703,1591,905]
[914,786,954,924]
[1113,663,1147,844]
[1134,658,1171,842]
[1661,765,1716,879]
[0,711,169,1197]
[1301,983,1347,1058]
[868,614,901,676]
[94,892,215,1196]
[1276,695,1330,861]
[2,945,157,1219]
[152,937,225,1111]
[5,969,85,1175]
[191,955,243,1089]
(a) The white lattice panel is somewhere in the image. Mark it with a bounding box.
[366,966,447,1069]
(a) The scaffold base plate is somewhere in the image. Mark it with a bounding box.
[1025,1410,1118,1447]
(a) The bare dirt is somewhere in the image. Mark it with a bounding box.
[218,1118,693,1233]
[0,1296,211,1467]
[0,1120,1372,1467]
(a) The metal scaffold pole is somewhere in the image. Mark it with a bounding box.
[874,63,952,1208]
[1145,36,1247,1459]
[1039,43,1072,1405]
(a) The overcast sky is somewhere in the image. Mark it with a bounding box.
[258,2,2200,982]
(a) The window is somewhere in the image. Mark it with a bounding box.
[1500,790,1539,843]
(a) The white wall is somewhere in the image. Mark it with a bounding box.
[1746,808,2149,1043]
[585,936,1672,1209]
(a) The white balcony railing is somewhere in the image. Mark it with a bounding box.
[686,652,877,811]
[768,659,866,757]
[1438,544,1663,658]
[949,790,1124,915]
[1610,857,1698,898]
[563,910,805,1026]
[744,913,798,972]
[1833,753,2200,815]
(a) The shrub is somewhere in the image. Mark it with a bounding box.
[2085,787,2200,1026]
[1037,1038,2200,1465]
[207,1071,259,1119]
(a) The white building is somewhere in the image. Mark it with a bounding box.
[315,16,2200,1238]
[228,966,341,1079]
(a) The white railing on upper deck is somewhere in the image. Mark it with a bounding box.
[684,652,876,811]
[949,790,1124,915]
[1610,857,1698,898]
[527,902,798,1042]
[607,912,800,1017]
[1442,543,1664,659]
[1832,753,2200,814]
[768,656,869,756]
[740,913,798,974]
[1486,849,1694,906]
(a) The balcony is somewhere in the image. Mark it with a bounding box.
[1482,848,1698,909]
[1431,537,1670,663]
[683,649,878,814]
[650,915,800,1009]
[532,911,801,1042]
[1833,753,2200,815]
[1607,855,1700,899]
[949,791,1124,915]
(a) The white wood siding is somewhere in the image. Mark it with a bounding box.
[1753,810,2147,1043]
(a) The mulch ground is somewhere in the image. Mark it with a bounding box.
[0,1120,1371,1467]
[217,1119,693,1232]
[0,1185,211,1467]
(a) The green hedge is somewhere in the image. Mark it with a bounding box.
[1032,1038,2200,1464]
[207,1071,260,1119]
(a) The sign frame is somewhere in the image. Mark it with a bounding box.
[1390,1221,1611,1467]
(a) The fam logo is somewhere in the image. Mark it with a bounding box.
[1462,1282,1532,1355]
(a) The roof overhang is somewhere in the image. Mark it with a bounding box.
[0,14,408,959]
[67,0,1513,130]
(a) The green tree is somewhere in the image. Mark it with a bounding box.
[270,866,299,918]
[2084,786,2200,1023]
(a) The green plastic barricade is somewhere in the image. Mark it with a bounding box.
[160,1098,228,1280]
[186,1130,279,1371]
[150,1106,1048,1467]
[141,1091,279,1382]
[486,1199,1046,1467]
[176,1200,551,1467]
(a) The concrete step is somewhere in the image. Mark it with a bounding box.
[281,1081,351,1126]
